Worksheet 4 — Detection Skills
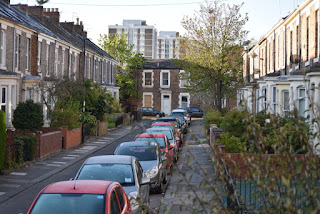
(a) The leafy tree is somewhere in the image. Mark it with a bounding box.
[99,32,146,112]
[0,111,6,170]
[174,0,248,111]
[12,100,44,131]
[36,0,49,5]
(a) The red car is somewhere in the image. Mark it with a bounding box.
[134,133,174,171]
[151,122,182,149]
[27,180,132,214]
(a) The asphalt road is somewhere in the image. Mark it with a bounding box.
[0,119,169,214]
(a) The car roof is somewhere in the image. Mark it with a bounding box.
[156,117,177,121]
[172,109,186,112]
[135,133,167,138]
[84,155,135,165]
[146,127,172,131]
[41,180,115,194]
[151,122,174,126]
[118,141,159,147]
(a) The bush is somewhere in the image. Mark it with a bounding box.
[204,108,222,129]
[50,98,81,130]
[13,134,37,162]
[82,112,97,136]
[107,118,116,128]
[219,109,247,139]
[216,133,246,153]
[0,110,6,170]
[12,100,43,131]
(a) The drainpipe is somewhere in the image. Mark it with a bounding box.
[298,11,301,70]
[13,29,16,72]
[284,25,287,75]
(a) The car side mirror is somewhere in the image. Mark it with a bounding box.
[141,177,151,185]
[169,145,174,149]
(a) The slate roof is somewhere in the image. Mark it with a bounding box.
[0,69,18,76]
[143,59,181,69]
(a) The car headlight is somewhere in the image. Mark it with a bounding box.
[144,166,158,178]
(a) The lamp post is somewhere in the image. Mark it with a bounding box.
[81,37,87,144]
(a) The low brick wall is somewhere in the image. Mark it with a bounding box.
[97,121,108,136]
[61,126,82,149]
[36,131,62,158]
[123,113,131,125]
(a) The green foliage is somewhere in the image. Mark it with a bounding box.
[216,133,246,153]
[219,109,247,139]
[36,0,49,5]
[0,111,6,170]
[204,108,222,129]
[82,112,97,136]
[12,100,43,131]
[50,98,81,130]
[13,134,36,162]
[107,118,116,128]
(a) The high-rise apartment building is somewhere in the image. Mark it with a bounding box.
[158,31,180,59]
[108,20,158,59]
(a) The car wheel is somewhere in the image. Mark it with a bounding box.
[156,113,160,118]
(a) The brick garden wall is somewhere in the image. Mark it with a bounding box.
[36,131,62,158]
[61,126,82,149]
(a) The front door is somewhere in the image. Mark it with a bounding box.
[162,95,171,115]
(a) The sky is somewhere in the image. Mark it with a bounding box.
[10,0,304,44]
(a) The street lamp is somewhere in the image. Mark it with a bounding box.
[81,37,87,144]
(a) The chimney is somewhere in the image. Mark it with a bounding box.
[60,21,75,33]
[74,20,85,36]
[27,6,44,18]
[43,8,60,22]
[11,4,29,13]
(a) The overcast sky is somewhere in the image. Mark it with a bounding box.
[10,0,304,44]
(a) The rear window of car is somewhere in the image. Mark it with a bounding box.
[152,125,174,132]
[77,164,134,186]
[135,137,166,148]
[115,146,157,161]
[145,129,173,140]
[30,193,105,214]
[172,111,185,116]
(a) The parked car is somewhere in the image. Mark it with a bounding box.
[27,180,132,214]
[114,141,167,193]
[151,122,182,142]
[138,107,165,118]
[144,127,179,161]
[171,109,191,126]
[155,117,181,130]
[134,133,174,171]
[186,107,204,118]
[73,155,150,214]
[168,114,188,135]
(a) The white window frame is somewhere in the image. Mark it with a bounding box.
[15,34,20,71]
[179,93,190,108]
[61,48,65,78]
[0,30,6,68]
[37,41,41,73]
[262,87,267,111]
[26,88,34,101]
[272,86,277,115]
[298,87,306,118]
[256,89,260,113]
[142,92,153,107]
[179,70,188,88]
[74,53,78,80]
[46,42,50,76]
[143,70,153,87]
[160,70,170,88]
[68,51,72,79]
[282,90,289,116]
[54,46,59,77]
[26,38,31,73]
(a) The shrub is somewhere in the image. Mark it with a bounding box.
[216,133,246,153]
[50,98,81,130]
[204,108,222,129]
[219,109,247,139]
[107,118,116,128]
[82,112,97,136]
[0,110,6,170]
[13,134,37,162]
[12,100,43,131]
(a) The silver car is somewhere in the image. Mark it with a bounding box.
[114,141,167,193]
[73,155,150,214]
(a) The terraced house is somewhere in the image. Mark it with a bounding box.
[240,0,320,151]
[0,0,119,128]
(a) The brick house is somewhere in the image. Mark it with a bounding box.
[137,59,203,115]
[0,0,119,128]
[240,0,320,152]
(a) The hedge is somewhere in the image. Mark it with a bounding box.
[0,111,6,170]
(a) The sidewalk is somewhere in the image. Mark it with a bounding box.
[0,119,151,205]
[160,119,221,214]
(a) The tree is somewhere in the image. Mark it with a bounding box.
[175,0,248,111]
[99,32,146,112]
[0,111,6,170]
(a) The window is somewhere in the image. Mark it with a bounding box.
[68,52,72,79]
[15,34,20,71]
[37,41,41,73]
[143,93,152,107]
[0,86,7,112]
[26,88,33,101]
[283,90,289,116]
[161,70,170,87]
[272,86,277,114]
[181,96,188,108]
[143,71,152,87]
[298,88,305,117]
[110,191,120,214]
[1,30,6,67]
[256,89,260,113]
[179,71,188,88]
[262,88,267,110]
[61,49,65,78]
[307,17,310,61]
[46,43,49,76]
[26,38,30,73]
[54,46,58,77]
[74,54,78,80]
[316,10,319,58]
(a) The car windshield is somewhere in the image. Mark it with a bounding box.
[135,137,166,148]
[172,111,185,116]
[30,193,105,214]
[115,146,157,161]
[145,129,173,140]
[77,164,134,185]
[152,125,174,133]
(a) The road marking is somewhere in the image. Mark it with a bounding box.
[62,157,75,159]
[74,149,87,153]
[80,146,97,150]
[46,164,61,167]
[10,172,27,176]
[52,162,67,164]
[0,192,5,195]
[66,155,79,157]
[0,184,20,188]
[91,142,107,144]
